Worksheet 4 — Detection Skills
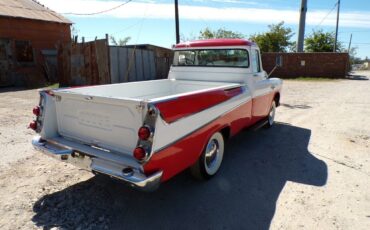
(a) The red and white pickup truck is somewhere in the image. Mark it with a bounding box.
[31,39,282,191]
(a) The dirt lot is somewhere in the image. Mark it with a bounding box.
[0,72,369,230]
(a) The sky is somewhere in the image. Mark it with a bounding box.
[37,0,370,58]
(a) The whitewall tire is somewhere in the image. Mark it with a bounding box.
[190,132,225,180]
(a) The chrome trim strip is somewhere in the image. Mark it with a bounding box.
[32,136,163,191]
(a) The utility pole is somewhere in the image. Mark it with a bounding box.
[175,0,180,44]
[334,0,341,52]
[347,33,352,52]
[297,0,307,52]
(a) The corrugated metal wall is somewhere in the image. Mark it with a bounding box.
[110,47,156,83]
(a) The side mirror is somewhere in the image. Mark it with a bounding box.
[276,55,283,68]
[268,55,283,78]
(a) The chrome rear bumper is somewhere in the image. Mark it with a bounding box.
[32,136,162,191]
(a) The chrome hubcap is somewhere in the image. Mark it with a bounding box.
[203,133,224,176]
[205,140,219,168]
[269,103,276,125]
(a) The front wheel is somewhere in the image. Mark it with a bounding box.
[264,100,276,129]
[190,132,225,180]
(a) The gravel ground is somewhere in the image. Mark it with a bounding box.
[0,72,369,230]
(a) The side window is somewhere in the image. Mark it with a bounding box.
[252,49,261,73]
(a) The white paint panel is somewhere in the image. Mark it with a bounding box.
[54,94,143,155]
[40,93,59,139]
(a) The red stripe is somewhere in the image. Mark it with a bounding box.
[175,39,256,48]
[154,87,243,123]
[144,100,253,182]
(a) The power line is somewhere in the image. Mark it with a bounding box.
[339,30,370,34]
[344,42,370,45]
[315,2,338,28]
[183,0,210,29]
[63,0,133,16]
[111,20,145,35]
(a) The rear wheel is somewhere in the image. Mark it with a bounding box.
[264,100,276,129]
[190,132,224,180]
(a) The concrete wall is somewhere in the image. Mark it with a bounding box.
[262,53,350,78]
[0,17,71,86]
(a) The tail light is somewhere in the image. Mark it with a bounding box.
[33,106,41,116]
[134,107,157,163]
[133,147,147,161]
[138,126,151,140]
[29,121,37,130]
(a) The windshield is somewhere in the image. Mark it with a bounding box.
[173,49,249,68]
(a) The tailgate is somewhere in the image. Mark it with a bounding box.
[54,92,144,155]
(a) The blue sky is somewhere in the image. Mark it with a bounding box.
[39,0,370,58]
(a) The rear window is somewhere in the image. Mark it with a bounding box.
[173,49,249,68]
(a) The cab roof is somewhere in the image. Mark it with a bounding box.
[174,39,256,49]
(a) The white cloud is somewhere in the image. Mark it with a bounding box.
[192,0,262,5]
[38,0,370,28]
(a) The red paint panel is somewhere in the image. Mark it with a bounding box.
[252,92,275,122]
[155,87,243,123]
[144,100,253,182]
[175,39,256,48]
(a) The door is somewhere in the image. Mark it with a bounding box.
[250,48,274,120]
[0,39,11,86]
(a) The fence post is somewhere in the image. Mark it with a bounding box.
[105,34,111,84]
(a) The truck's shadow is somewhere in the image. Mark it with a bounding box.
[346,73,369,81]
[32,123,327,230]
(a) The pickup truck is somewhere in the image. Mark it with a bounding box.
[30,39,282,191]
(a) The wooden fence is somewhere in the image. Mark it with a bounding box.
[57,40,174,86]
[58,39,110,86]
[109,47,156,83]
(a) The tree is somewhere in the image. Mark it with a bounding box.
[348,47,362,64]
[109,36,131,46]
[305,30,343,52]
[249,22,294,53]
[180,32,196,42]
[288,41,297,52]
[198,27,245,39]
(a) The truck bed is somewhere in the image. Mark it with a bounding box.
[57,79,239,101]
[52,79,241,156]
